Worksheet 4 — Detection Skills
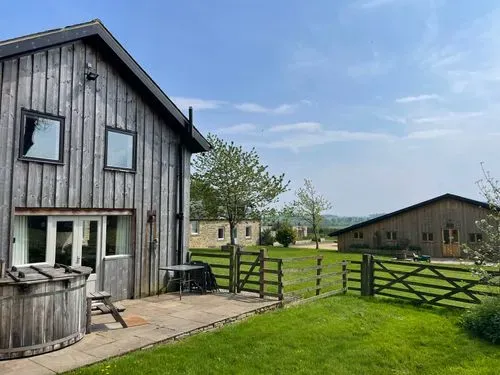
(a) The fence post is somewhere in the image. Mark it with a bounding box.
[223,245,237,293]
[316,256,323,296]
[259,249,265,298]
[236,247,242,293]
[342,260,348,293]
[277,258,283,301]
[361,254,374,296]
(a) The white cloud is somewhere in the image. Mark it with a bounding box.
[171,97,225,111]
[268,122,322,133]
[395,94,441,103]
[216,123,257,135]
[234,102,295,114]
[406,129,462,140]
[264,128,394,151]
[413,111,483,124]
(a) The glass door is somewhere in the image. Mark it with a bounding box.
[47,216,103,293]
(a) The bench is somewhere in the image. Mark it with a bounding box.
[86,291,128,333]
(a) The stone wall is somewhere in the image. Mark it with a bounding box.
[189,220,260,248]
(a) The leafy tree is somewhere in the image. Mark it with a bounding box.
[275,224,296,248]
[292,179,332,249]
[191,134,289,245]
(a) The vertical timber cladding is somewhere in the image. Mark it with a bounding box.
[338,196,489,257]
[0,40,184,298]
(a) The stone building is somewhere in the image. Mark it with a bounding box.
[189,219,260,248]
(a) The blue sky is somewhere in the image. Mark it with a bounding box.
[2,0,500,215]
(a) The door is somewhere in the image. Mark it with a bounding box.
[442,229,460,257]
[47,216,103,293]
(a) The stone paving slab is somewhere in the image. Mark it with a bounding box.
[0,292,279,375]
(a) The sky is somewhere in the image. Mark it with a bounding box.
[2,0,500,215]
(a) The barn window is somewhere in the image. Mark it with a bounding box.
[217,227,225,240]
[190,221,200,235]
[19,109,64,163]
[422,232,434,242]
[469,233,483,243]
[386,231,397,240]
[245,226,252,238]
[105,127,136,171]
[353,231,364,239]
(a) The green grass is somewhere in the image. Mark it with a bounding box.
[68,296,500,375]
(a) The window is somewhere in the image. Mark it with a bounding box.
[19,109,64,163]
[386,231,397,240]
[217,227,225,240]
[469,233,483,243]
[191,221,200,235]
[245,226,252,238]
[13,216,48,264]
[105,216,131,256]
[422,232,434,242]
[353,231,364,239]
[105,127,136,171]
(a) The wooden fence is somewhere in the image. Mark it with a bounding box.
[188,247,350,305]
[281,255,348,305]
[349,254,500,308]
[188,249,233,290]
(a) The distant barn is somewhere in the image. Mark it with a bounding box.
[331,193,490,258]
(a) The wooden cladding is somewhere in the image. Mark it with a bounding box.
[0,40,189,298]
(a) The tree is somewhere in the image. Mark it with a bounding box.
[292,179,332,249]
[275,224,296,248]
[463,164,500,278]
[191,134,289,245]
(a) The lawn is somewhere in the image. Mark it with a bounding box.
[68,295,500,375]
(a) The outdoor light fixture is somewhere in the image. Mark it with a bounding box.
[85,63,99,81]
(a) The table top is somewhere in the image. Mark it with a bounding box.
[159,264,205,272]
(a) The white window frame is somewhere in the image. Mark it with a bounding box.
[190,221,200,235]
[217,227,225,240]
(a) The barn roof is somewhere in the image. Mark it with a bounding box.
[0,19,210,153]
[331,193,490,236]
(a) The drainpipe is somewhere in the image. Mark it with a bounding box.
[176,107,193,265]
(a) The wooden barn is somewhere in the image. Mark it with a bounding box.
[332,193,490,258]
[0,20,210,300]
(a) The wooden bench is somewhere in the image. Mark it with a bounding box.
[86,291,128,333]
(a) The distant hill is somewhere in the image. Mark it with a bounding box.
[321,214,385,228]
[264,213,385,228]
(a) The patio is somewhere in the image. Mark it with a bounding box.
[0,292,280,375]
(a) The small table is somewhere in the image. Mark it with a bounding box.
[158,264,206,300]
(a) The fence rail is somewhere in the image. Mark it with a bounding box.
[351,254,500,308]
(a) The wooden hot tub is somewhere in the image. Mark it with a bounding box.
[0,264,91,360]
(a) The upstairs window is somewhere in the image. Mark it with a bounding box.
[105,127,136,171]
[19,109,64,163]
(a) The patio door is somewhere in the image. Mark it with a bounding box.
[47,216,103,293]
[442,228,460,257]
